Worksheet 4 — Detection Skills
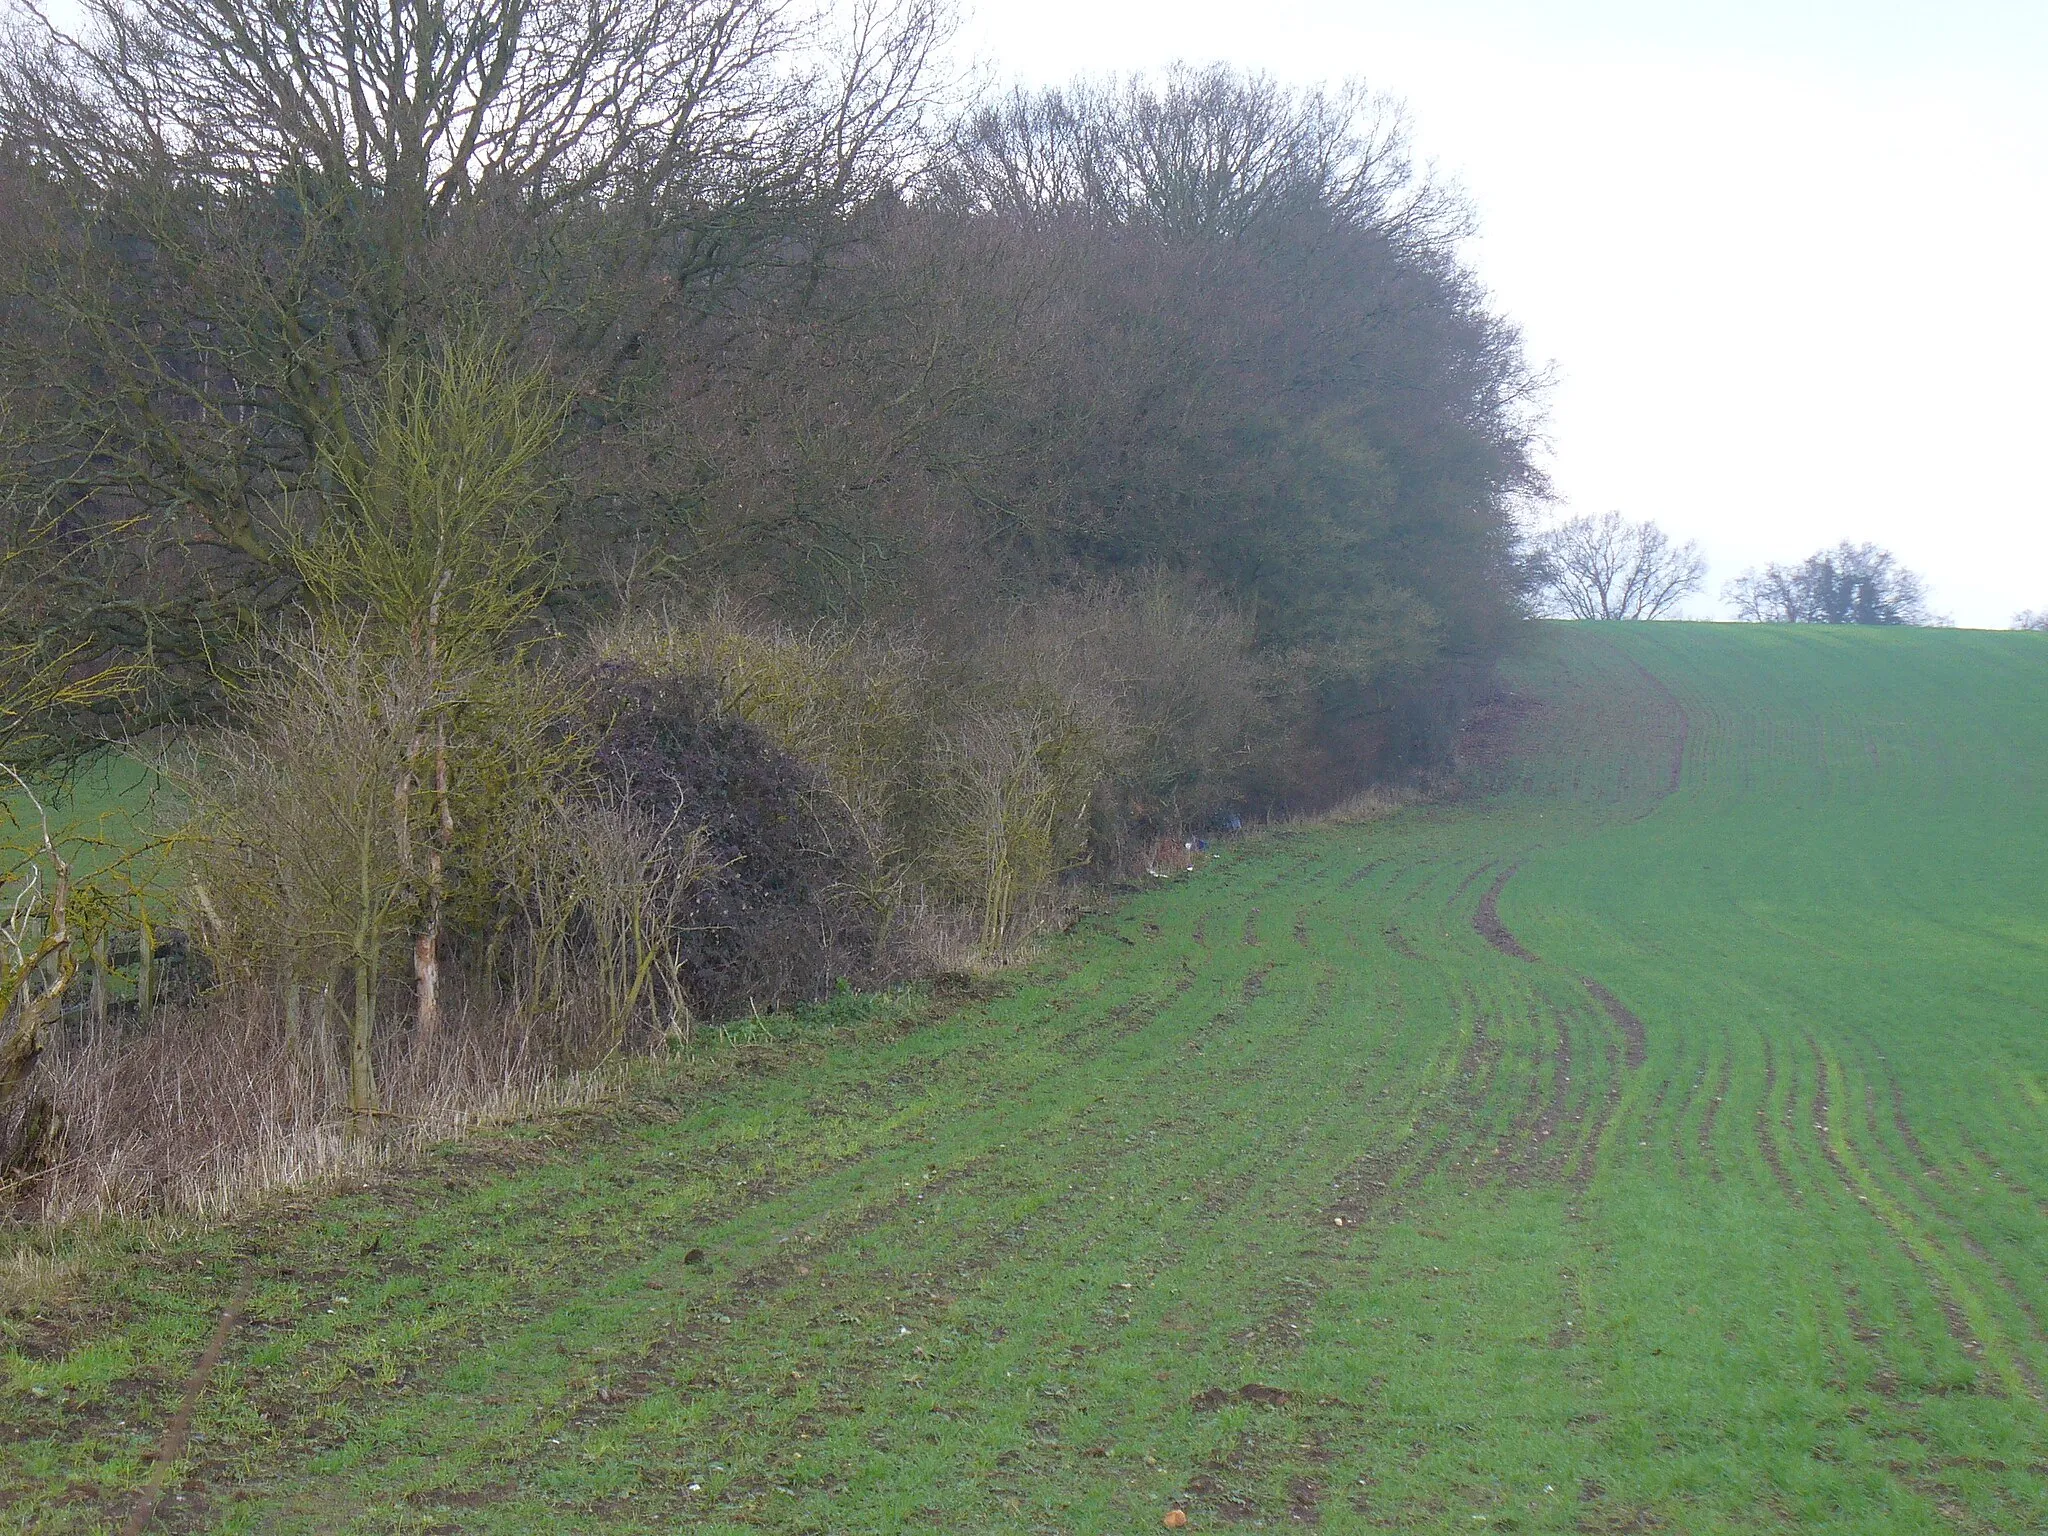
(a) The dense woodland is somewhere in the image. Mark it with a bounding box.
[0,0,1544,1216]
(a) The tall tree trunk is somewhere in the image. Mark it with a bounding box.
[0,1092,63,1187]
[412,571,453,1045]
[350,953,378,1132]
[0,984,59,1126]
[0,855,71,1136]
[135,910,155,1023]
[412,922,440,1044]
[415,714,451,1045]
[351,805,382,1132]
[87,931,107,1033]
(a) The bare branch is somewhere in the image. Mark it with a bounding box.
[1725,542,1939,626]
[1531,512,1705,621]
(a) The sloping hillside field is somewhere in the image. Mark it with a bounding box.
[11,622,2048,1533]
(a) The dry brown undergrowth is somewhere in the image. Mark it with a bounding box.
[18,996,624,1231]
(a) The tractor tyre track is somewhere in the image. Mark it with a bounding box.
[1474,867,1536,962]
[1802,1044,2032,1402]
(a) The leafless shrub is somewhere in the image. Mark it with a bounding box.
[2,624,725,1226]
[988,577,1267,874]
[0,787,79,1172]
[20,989,617,1225]
[165,335,602,1128]
[179,629,450,1124]
[601,576,1267,957]
[177,624,723,1065]
[926,702,1096,953]
[2013,610,2047,633]
[5,780,696,1225]
[558,793,711,1059]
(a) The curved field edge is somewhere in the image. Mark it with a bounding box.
[3,621,2046,1534]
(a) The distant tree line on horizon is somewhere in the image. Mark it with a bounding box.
[1530,515,1985,629]
[1724,543,1941,627]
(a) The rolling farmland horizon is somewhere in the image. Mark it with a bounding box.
[10,620,2048,1533]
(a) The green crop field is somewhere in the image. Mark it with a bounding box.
[2,754,176,889]
[9,621,2048,1533]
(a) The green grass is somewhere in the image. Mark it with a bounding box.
[7,621,2048,1533]
[2,753,178,893]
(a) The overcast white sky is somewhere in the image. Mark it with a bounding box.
[947,1,2048,626]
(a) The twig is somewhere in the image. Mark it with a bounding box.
[0,1149,96,1201]
[120,1273,253,1536]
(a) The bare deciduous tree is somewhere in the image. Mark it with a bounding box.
[1725,543,1938,626]
[0,0,952,704]
[2014,609,2047,633]
[934,65,1461,245]
[293,337,565,1042]
[1530,512,1705,620]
